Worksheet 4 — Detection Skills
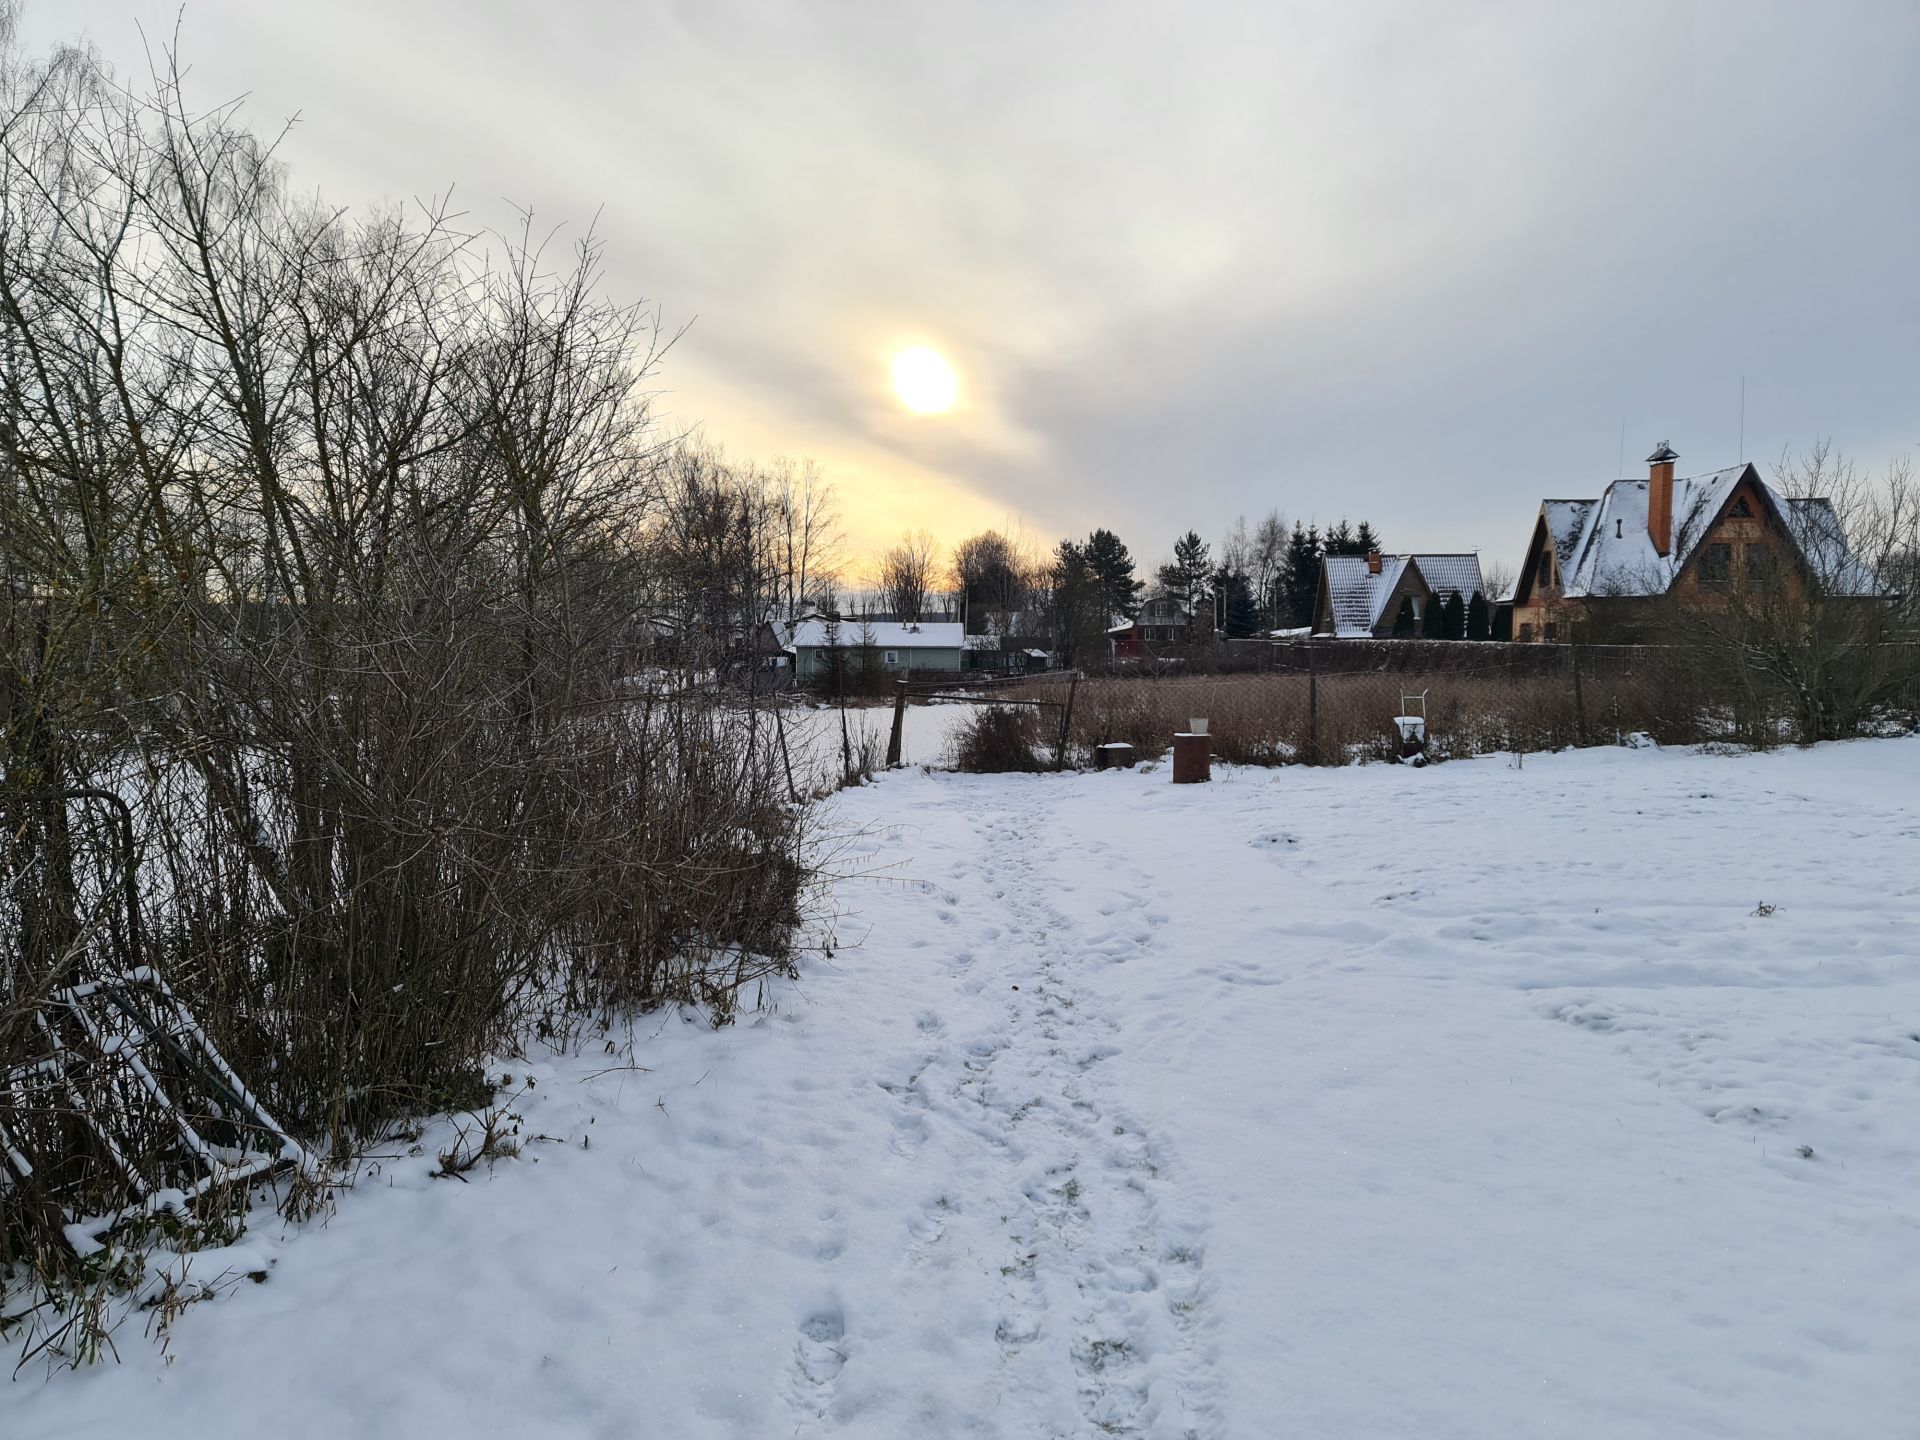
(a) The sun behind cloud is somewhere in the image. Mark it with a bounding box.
[891,346,958,414]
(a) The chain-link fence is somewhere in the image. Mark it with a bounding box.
[1013,640,1920,767]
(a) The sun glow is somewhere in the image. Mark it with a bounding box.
[891,346,958,414]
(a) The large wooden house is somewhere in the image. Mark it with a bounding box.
[1312,552,1487,638]
[1511,444,1875,642]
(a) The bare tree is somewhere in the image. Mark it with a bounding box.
[876,529,941,622]
[1667,443,1920,742]
[1250,510,1288,625]
[1481,558,1518,603]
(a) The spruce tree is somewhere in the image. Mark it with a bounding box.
[1324,518,1356,557]
[1222,571,1258,638]
[1391,595,1417,637]
[1282,522,1322,628]
[1466,589,1491,641]
[1421,593,1445,638]
[1084,528,1142,620]
[1443,591,1466,640]
[1158,531,1214,617]
[1353,519,1382,555]
[1051,539,1108,666]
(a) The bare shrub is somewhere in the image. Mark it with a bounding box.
[0,21,816,1361]
[950,706,1048,773]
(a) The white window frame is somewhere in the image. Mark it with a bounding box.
[884,649,900,666]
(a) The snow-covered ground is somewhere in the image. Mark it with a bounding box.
[10,739,1920,1438]
[782,698,974,790]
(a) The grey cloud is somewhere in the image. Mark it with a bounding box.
[26,0,1920,561]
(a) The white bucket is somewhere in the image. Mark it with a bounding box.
[1189,717,1209,736]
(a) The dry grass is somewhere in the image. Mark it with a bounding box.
[1013,658,1708,767]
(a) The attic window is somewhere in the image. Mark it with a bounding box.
[1699,542,1732,589]
[1536,552,1551,590]
[1730,496,1754,518]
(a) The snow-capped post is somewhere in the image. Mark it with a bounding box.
[1173,717,1211,783]
[886,680,908,767]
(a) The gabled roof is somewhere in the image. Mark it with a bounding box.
[789,619,965,650]
[1413,554,1488,604]
[1322,554,1405,637]
[1320,553,1487,638]
[1543,463,1878,599]
[1540,501,1596,573]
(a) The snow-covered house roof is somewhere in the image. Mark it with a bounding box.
[1320,554,1487,638]
[788,619,965,650]
[1411,554,1488,604]
[1540,501,1595,573]
[1543,464,1877,599]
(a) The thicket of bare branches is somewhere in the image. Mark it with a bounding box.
[875,530,941,623]
[1663,445,1920,742]
[0,18,821,1352]
[641,446,842,683]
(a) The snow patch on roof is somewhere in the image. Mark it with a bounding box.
[1321,553,1487,638]
[789,620,965,650]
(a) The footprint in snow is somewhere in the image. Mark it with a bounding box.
[788,1308,849,1419]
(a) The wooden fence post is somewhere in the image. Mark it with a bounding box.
[1570,644,1587,747]
[774,708,799,802]
[886,679,908,768]
[1055,674,1078,770]
[1307,641,1319,765]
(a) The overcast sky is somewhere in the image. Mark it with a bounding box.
[22,1,1920,573]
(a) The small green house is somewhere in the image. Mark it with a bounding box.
[787,619,965,681]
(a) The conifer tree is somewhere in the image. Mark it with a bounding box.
[1466,589,1491,641]
[1391,596,1417,637]
[1281,522,1322,627]
[1353,519,1382,555]
[1222,571,1258,638]
[1422,593,1446,638]
[1443,591,1466,639]
[1158,531,1214,616]
[1084,528,1142,620]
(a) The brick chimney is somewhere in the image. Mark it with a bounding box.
[1646,442,1678,556]
[1366,549,1383,575]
